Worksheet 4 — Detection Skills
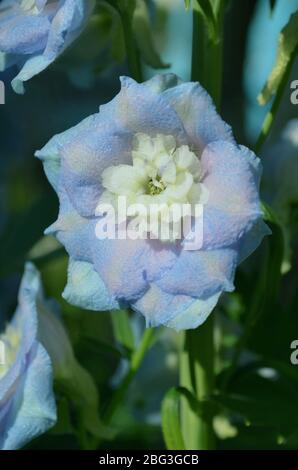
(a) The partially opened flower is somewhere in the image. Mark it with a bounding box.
[0,263,56,450]
[36,74,269,330]
[0,0,95,93]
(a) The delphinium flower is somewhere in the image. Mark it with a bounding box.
[0,0,95,93]
[0,263,56,450]
[36,74,269,330]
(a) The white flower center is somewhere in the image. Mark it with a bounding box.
[98,133,208,240]
[0,324,21,380]
[20,0,39,13]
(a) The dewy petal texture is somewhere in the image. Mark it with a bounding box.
[0,0,95,93]
[36,74,269,330]
[0,263,57,450]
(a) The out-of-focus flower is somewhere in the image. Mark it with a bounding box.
[0,0,94,93]
[0,263,56,450]
[262,119,298,269]
[263,119,298,216]
[36,74,269,330]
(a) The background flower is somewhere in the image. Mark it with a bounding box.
[0,262,56,450]
[0,0,95,93]
[37,74,269,330]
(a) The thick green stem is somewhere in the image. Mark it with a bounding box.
[179,1,225,451]
[180,316,215,450]
[191,1,223,109]
[103,328,154,423]
[117,3,143,82]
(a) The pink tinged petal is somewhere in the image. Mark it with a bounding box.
[201,141,264,249]
[156,248,237,298]
[100,76,188,145]
[45,188,92,263]
[91,238,180,301]
[132,284,220,330]
[161,80,234,151]
[56,117,132,217]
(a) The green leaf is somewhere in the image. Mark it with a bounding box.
[214,370,298,433]
[258,11,298,105]
[161,388,185,450]
[194,0,218,42]
[111,309,135,352]
[132,0,169,69]
[261,203,284,305]
[50,397,75,436]
[161,386,216,450]
[97,1,126,63]
[184,0,191,9]
[56,361,115,441]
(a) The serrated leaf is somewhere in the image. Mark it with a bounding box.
[132,0,169,69]
[258,11,298,105]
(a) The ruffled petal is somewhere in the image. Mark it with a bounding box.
[63,258,121,311]
[100,76,188,145]
[201,141,263,249]
[132,284,220,330]
[156,247,237,298]
[161,78,234,150]
[90,237,179,301]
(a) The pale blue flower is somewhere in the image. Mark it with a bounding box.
[36,74,269,330]
[0,0,94,93]
[0,263,56,450]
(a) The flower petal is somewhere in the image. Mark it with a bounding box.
[132,283,220,330]
[156,247,237,298]
[161,77,234,150]
[201,141,263,249]
[1,343,56,450]
[63,258,121,311]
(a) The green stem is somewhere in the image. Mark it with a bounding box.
[117,2,143,82]
[255,49,297,153]
[191,1,223,109]
[180,316,215,450]
[103,328,154,423]
[179,1,225,451]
